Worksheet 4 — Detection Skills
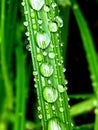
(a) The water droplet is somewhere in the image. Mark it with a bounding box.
[26,44,31,51]
[65,80,68,85]
[36,32,51,49]
[31,11,35,18]
[25,32,29,36]
[56,16,63,28]
[44,5,50,12]
[58,84,65,93]
[40,63,54,77]
[38,19,43,24]
[37,54,43,62]
[43,51,47,56]
[51,2,57,8]
[23,21,28,26]
[48,80,51,84]
[33,71,38,76]
[38,114,42,119]
[48,52,55,59]
[52,105,55,110]
[21,2,25,6]
[59,97,63,102]
[59,107,64,112]
[49,22,58,32]
[29,0,44,11]
[37,106,41,111]
[62,68,66,72]
[47,118,66,130]
[43,87,58,103]
[24,10,28,14]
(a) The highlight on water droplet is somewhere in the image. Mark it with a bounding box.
[58,84,65,93]
[36,32,51,49]
[40,63,54,77]
[47,118,66,130]
[55,16,63,28]
[48,52,55,59]
[43,87,58,103]
[49,22,58,32]
[38,19,43,24]
[38,114,42,119]
[29,0,44,11]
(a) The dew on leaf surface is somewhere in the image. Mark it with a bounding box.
[43,87,58,103]
[40,63,53,77]
[56,16,63,28]
[29,0,44,11]
[47,118,66,130]
[48,52,55,59]
[49,22,58,32]
[36,32,51,49]
[58,84,65,93]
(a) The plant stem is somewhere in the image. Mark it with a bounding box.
[23,0,72,129]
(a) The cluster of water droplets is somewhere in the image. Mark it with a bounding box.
[22,0,71,127]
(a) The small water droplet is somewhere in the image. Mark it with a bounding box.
[25,32,29,36]
[26,44,31,51]
[59,107,64,112]
[62,68,66,72]
[49,22,58,32]
[38,114,42,119]
[56,16,63,28]
[33,71,38,76]
[37,106,41,111]
[47,118,66,130]
[31,11,35,18]
[44,5,50,12]
[65,80,68,85]
[23,21,28,26]
[52,105,55,110]
[59,97,63,102]
[51,2,57,8]
[38,19,43,24]
[36,32,51,49]
[21,2,25,6]
[29,0,44,11]
[58,84,65,93]
[48,80,51,84]
[40,63,54,77]
[36,54,43,62]
[43,87,58,103]
[48,52,55,59]
[24,10,28,14]
[43,51,47,56]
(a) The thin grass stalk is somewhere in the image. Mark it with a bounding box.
[71,0,98,129]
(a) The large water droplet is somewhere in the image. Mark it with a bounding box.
[58,84,65,93]
[43,87,58,103]
[36,32,51,49]
[47,118,66,130]
[56,16,63,28]
[29,0,44,11]
[40,63,53,77]
[49,22,58,32]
